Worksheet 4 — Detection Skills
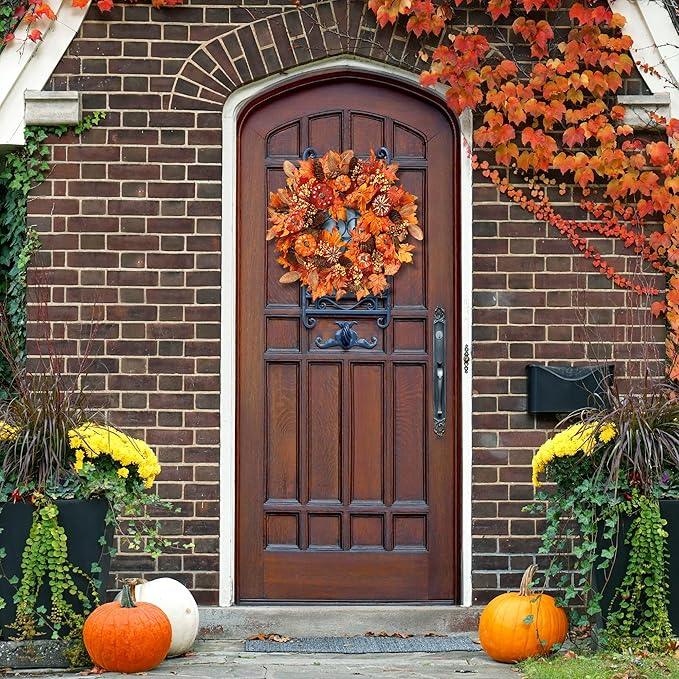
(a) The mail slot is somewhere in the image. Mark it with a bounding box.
[526,364,614,414]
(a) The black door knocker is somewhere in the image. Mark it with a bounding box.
[315,321,377,350]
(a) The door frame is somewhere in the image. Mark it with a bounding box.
[220,55,474,607]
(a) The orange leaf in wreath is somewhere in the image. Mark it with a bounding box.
[329,198,347,221]
[320,228,343,248]
[348,183,378,212]
[398,244,415,263]
[280,271,301,284]
[362,211,390,236]
[368,274,389,295]
[398,202,418,223]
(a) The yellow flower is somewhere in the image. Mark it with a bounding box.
[0,421,17,442]
[532,421,617,487]
[69,422,161,486]
[599,422,617,443]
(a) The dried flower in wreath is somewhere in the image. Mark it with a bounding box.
[266,149,422,301]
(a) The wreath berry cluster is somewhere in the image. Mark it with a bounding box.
[266,149,422,300]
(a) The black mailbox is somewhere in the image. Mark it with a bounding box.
[526,364,614,414]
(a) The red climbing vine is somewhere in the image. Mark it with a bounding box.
[368,0,679,379]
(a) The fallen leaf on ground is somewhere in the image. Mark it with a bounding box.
[365,631,413,638]
[247,633,291,642]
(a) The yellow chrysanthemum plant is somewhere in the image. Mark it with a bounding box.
[526,381,679,652]
[69,423,161,490]
[531,421,617,487]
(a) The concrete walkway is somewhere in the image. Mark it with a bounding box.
[11,640,521,679]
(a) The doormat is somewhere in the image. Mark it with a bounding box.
[244,634,479,654]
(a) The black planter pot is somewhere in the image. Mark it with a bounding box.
[596,498,679,635]
[0,498,113,640]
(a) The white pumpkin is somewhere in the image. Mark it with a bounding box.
[117,578,199,657]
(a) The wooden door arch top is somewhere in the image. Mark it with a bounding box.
[237,72,461,603]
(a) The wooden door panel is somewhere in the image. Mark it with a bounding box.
[393,123,426,158]
[238,74,460,602]
[309,112,342,150]
[308,362,342,503]
[350,113,386,153]
[267,122,300,157]
[393,363,427,503]
[266,363,299,502]
[350,363,385,503]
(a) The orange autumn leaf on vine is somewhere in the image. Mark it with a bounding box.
[512,18,553,58]
[405,0,445,35]
[647,142,672,167]
[367,0,412,27]
[34,2,56,19]
[487,0,510,20]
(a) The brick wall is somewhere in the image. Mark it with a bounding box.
[26,0,665,604]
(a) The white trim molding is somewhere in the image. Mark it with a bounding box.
[0,0,90,149]
[612,0,679,116]
[220,55,474,608]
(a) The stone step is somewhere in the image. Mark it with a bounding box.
[198,606,482,640]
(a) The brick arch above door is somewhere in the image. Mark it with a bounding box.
[168,1,443,111]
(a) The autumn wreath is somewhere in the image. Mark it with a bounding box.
[266,149,422,301]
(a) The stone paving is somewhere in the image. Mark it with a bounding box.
[9,640,521,679]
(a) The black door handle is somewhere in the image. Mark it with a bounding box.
[433,307,446,437]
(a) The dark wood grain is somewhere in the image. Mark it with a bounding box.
[237,72,461,602]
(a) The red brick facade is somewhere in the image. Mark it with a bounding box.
[28,0,665,605]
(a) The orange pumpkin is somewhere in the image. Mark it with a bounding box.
[83,583,172,673]
[478,564,568,664]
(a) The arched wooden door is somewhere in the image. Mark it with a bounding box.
[237,73,461,603]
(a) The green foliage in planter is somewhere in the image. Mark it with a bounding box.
[11,500,97,662]
[0,113,106,393]
[605,493,673,652]
[527,383,679,651]
[526,454,621,634]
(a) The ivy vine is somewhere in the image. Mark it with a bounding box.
[10,500,99,663]
[0,1,25,47]
[0,112,106,392]
[605,493,673,652]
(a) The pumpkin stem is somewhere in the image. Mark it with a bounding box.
[519,564,538,596]
[121,577,146,604]
[119,583,137,608]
